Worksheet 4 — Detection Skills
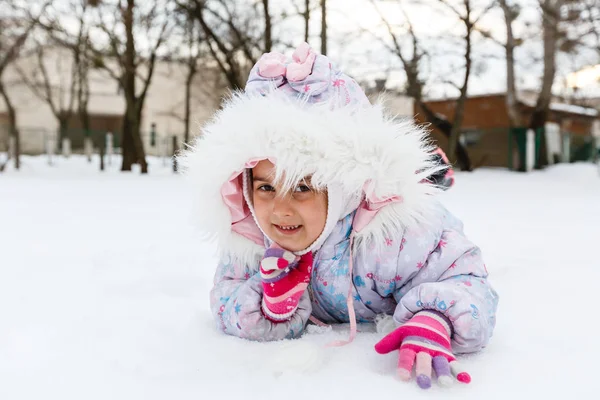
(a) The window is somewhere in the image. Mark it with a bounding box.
[459,129,484,147]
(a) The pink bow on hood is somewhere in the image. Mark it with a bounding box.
[245,42,370,108]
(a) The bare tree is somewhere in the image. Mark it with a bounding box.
[370,0,485,170]
[498,0,524,127]
[0,2,48,171]
[15,44,78,150]
[304,0,311,42]
[562,0,600,57]
[89,0,175,173]
[70,1,92,145]
[262,0,272,52]
[290,0,314,43]
[320,0,327,55]
[529,0,564,135]
[32,0,94,160]
[183,22,200,145]
[179,0,271,90]
[582,0,600,56]
[435,0,496,163]
[495,0,597,168]
[171,9,205,145]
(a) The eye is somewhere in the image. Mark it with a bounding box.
[294,184,311,193]
[257,184,275,192]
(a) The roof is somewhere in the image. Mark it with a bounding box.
[424,92,599,118]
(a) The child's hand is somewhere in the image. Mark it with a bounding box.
[374,310,471,389]
[260,247,313,322]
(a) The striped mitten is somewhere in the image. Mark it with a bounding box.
[374,310,471,389]
[260,247,313,322]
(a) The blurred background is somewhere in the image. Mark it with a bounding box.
[0,0,599,174]
[2,3,600,397]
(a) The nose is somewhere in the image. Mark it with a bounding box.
[272,193,294,219]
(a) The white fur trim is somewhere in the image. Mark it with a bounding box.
[220,232,264,268]
[178,90,443,266]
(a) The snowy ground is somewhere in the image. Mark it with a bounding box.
[2,155,599,400]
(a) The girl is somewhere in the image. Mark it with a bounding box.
[181,43,498,389]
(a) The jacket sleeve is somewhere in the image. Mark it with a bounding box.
[210,255,312,341]
[392,210,499,354]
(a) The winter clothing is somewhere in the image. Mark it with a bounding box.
[260,248,313,322]
[375,310,471,388]
[428,148,455,190]
[180,42,498,374]
[246,42,370,109]
[203,210,497,353]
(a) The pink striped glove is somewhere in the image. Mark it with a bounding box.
[260,247,313,322]
[374,310,471,389]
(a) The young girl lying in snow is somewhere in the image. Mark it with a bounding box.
[181,43,498,389]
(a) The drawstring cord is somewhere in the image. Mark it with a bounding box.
[308,231,358,347]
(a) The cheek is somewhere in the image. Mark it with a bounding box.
[304,196,327,231]
[252,199,270,224]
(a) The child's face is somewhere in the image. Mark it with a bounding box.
[251,160,327,252]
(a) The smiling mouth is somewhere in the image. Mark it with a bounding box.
[274,224,302,234]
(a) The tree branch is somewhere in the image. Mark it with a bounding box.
[436,0,466,20]
[138,17,171,111]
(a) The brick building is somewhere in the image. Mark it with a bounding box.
[415,93,599,169]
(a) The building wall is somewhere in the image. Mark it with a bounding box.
[415,94,598,168]
[414,95,512,167]
[0,47,224,156]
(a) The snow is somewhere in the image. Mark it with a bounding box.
[2,155,600,400]
[519,95,599,117]
[549,102,598,117]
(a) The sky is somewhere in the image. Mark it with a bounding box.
[33,0,600,100]
[286,0,600,99]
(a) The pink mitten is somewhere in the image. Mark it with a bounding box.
[260,247,313,322]
[374,310,471,389]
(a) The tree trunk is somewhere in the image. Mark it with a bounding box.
[262,0,272,52]
[14,126,20,170]
[304,0,310,42]
[448,25,473,165]
[403,57,472,170]
[529,0,561,168]
[122,0,137,171]
[500,0,523,127]
[121,101,148,173]
[184,71,193,145]
[0,82,20,170]
[133,103,148,174]
[58,115,69,145]
[320,0,327,55]
[121,107,135,171]
[79,104,90,142]
[77,52,91,148]
[419,101,473,171]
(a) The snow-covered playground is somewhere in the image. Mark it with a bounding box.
[1,156,599,399]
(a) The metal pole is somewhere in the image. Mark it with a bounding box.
[172,135,178,173]
[106,132,113,166]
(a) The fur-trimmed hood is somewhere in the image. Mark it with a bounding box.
[179,90,444,267]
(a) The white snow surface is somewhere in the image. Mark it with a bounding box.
[2,156,600,400]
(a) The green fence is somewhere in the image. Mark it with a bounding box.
[570,135,596,162]
[507,126,597,170]
[508,127,544,171]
